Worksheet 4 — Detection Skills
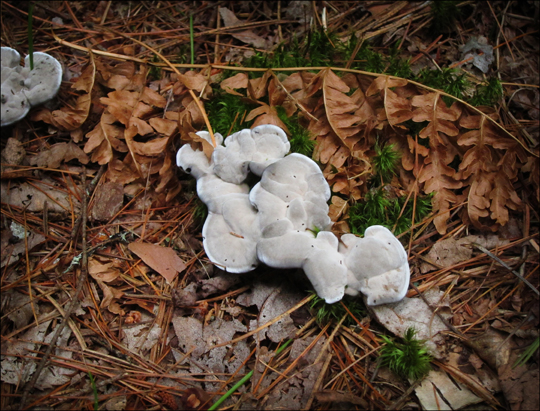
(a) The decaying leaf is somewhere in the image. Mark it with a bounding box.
[128,242,186,284]
[29,142,89,169]
[88,257,122,282]
[370,288,452,359]
[32,58,96,130]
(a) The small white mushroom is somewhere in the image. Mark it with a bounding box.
[202,193,260,273]
[339,226,410,306]
[1,47,62,127]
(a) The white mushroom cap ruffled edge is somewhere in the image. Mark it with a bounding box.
[1,47,63,127]
[176,125,410,306]
[339,226,410,305]
[212,124,290,183]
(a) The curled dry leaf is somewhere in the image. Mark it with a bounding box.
[29,142,89,169]
[128,242,187,284]
[88,257,121,282]
[32,58,96,131]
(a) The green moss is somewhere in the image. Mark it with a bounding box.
[372,142,401,184]
[348,188,432,236]
[309,291,366,326]
[350,42,385,73]
[380,328,432,380]
[205,91,257,135]
[469,77,503,106]
[276,106,315,157]
[244,29,344,71]
[415,67,469,106]
[430,1,461,34]
[385,45,413,79]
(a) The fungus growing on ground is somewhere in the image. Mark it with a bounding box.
[1,47,62,127]
[177,125,410,305]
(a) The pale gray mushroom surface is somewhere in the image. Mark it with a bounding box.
[176,126,411,306]
[1,47,62,127]
[211,124,290,183]
[340,226,410,305]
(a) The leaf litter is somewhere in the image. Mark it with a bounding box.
[0,1,538,410]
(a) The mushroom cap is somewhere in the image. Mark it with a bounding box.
[257,226,347,304]
[212,129,253,184]
[256,153,332,232]
[23,52,63,106]
[1,47,62,127]
[340,225,410,306]
[260,153,330,203]
[212,125,290,184]
[176,130,224,179]
[303,231,347,304]
[202,193,260,273]
[257,220,316,268]
[1,47,30,126]
[176,144,212,179]
[197,173,249,214]
[248,124,290,175]
[249,182,288,230]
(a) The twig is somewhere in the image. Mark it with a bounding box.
[19,167,89,410]
[69,165,106,241]
[471,243,539,296]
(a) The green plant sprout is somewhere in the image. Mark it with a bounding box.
[88,371,99,411]
[208,338,294,410]
[309,291,366,327]
[379,327,432,380]
[372,142,401,184]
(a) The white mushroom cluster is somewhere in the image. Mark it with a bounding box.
[1,47,62,127]
[177,125,410,305]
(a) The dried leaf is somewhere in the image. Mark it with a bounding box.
[220,72,248,95]
[29,142,89,169]
[128,242,186,284]
[32,59,96,130]
[88,257,121,282]
[365,76,412,125]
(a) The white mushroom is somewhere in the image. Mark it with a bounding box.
[256,223,347,304]
[176,126,411,306]
[339,226,410,306]
[1,47,62,127]
[202,193,260,273]
[212,124,290,184]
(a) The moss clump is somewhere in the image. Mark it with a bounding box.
[379,328,432,380]
[430,1,461,34]
[372,142,401,184]
[276,106,315,157]
[348,188,432,236]
[309,292,366,326]
[205,91,257,136]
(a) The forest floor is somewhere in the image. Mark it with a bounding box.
[1,2,539,410]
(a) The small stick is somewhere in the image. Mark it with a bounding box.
[471,243,539,296]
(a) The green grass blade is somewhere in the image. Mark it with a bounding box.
[28,3,35,70]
